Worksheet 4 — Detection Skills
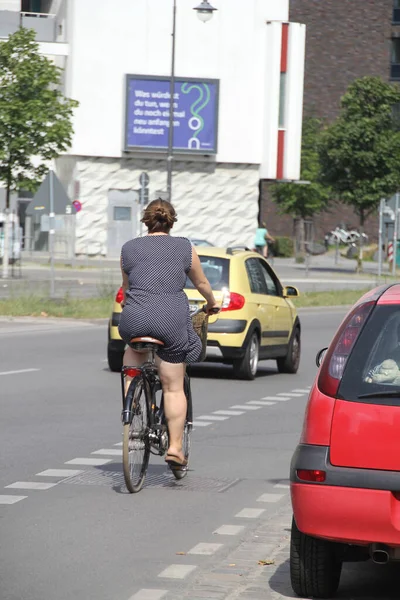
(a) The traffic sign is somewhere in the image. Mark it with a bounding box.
[139,172,149,187]
[73,200,82,212]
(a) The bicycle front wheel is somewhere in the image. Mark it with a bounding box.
[122,378,150,493]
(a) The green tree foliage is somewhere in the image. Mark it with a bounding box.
[319,76,400,227]
[0,27,78,206]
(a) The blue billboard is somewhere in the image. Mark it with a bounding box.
[125,75,219,154]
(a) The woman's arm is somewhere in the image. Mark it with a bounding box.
[188,248,219,314]
[120,257,129,307]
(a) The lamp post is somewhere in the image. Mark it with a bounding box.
[166,0,217,201]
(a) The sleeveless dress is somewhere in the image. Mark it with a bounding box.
[118,235,202,364]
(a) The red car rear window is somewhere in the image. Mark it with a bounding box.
[338,305,400,405]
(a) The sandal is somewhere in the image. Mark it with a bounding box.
[165,454,188,469]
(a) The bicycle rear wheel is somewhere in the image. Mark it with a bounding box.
[171,374,193,481]
[123,377,150,493]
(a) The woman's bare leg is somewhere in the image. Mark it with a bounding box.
[123,346,148,396]
[157,358,186,462]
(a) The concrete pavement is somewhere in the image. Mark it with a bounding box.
[0,309,395,599]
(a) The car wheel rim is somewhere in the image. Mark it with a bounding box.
[250,336,259,375]
[292,334,300,367]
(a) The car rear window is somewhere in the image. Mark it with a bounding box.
[185,256,230,291]
[338,305,400,405]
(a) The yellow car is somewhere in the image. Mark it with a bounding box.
[107,246,301,380]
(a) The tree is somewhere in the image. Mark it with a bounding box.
[319,76,400,252]
[0,27,78,278]
[271,117,330,255]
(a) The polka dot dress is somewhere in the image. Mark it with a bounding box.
[118,235,202,364]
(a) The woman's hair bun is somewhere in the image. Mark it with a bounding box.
[141,199,177,233]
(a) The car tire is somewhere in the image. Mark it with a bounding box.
[233,331,259,380]
[108,343,124,372]
[277,327,301,374]
[290,518,342,599]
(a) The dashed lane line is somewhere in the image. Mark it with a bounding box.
[277,392,304,397]
[0,495,27,504]
[114,442,123,447]
[235,508,266,519]
[262,396,290,402]
[91,449,123,456]
[36,469,83,477]
[230,404,261,411]
[292,389,310,393]
[5,481,57,491]
[213,524,245,535]
[274,483,290,489]
[192,420,212,427]
[197,415,230,421]
[257,493,285,503]
[213,410,245,416]
[65,458,112,466]
[247,400,276,406]
[0,368,40,376]
[129,590,168,600]
[187,543,223,555]
[157,564,197,579]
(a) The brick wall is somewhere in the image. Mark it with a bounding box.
[260,0,393,243]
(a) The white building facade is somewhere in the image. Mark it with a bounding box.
[0,0,306,256]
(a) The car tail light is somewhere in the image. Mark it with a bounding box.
[115,287,124,304]
[297,469,326,483]
[318,301,374,398]
[221,291,245,311]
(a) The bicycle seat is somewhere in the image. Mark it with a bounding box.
[128,337,165,352]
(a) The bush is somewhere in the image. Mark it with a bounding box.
[274,236,294,258]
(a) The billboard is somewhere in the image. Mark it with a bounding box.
[125,75,219,154]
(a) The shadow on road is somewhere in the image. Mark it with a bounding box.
[269,557,400,599]
[188,362,279,380]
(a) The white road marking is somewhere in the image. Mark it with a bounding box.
[0,495,27,504]
[192,420,212,427]
[36,469,83,477]
[213,525,245,535]
[235,508,265,519]
[213,410,244,416]
[129,590,168,600]
[65,458,112,466]
[262,396,290,402]
[230,404,261,411]
[6,481,57,491]
[0,368,40,376]
[197,415,229,421]
[274,483,290,489]
[91,449,122,456]
[114,442,123,446]
[187,543,223,555]
[277,392,303,397]
[291,389,310,393]
[257,493,285,503]
[158,564,197,579]
[247,401,276,406]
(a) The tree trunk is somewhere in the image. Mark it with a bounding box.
[297,217,306,257]
[1,170,11,279]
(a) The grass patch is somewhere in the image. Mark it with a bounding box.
[292,288,372,308]
[0,295,114,319]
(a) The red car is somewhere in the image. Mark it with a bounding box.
[290,284,400,598]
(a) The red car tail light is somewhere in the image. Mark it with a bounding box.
[297,469,326,483]
[221,291,245,311]
[115,287,124,304]
[318,301,374,398]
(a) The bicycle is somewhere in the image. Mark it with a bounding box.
[120,305,208,493]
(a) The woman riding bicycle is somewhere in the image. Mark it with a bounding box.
[118,199,219,468]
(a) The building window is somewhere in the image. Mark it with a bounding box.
[394,0,400,24]
[391,39,400,79]
[113,207,131,221]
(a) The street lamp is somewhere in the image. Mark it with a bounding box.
[166,1,217,201]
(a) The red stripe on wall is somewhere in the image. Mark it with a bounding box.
[281,23,289,73]
[277,130,285,179]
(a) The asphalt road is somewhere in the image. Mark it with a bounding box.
[0,309,396,600]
